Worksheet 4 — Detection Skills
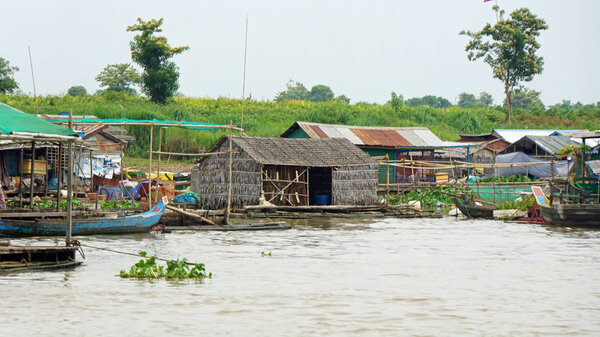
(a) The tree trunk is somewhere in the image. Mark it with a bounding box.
[503,78,512,123]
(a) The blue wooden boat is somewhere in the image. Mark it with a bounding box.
[0,197,168,238]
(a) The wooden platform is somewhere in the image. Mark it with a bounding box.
[0,244,82,272]
[165,222,291,232]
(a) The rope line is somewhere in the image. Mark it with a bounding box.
[79,243,198,265]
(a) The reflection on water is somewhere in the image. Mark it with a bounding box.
[2,217,600,336]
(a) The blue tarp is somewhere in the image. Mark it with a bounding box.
[495,152,572,178]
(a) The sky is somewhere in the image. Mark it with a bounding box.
[2,0,599,106]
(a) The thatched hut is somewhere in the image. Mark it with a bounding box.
[191,135,379,209]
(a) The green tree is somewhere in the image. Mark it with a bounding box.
[504,87,544,110]
[478,92,494,107]
[461,6,548,123]
[458,92,478,108]
[334,94,350,104]
[308,84,334,102]
[127,18,189,104]
[67,85,88,97]
[275,80,309,102]
[405,95,452,108]
[95,63,140,94]
[387,92,404,112]
[0,57,19,94]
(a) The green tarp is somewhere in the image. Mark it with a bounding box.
[0,103,77,137]
[49,117,226,130]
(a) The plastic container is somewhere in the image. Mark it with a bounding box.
[314,194,331,206]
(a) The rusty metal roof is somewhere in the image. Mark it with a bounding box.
[281,121,462,148]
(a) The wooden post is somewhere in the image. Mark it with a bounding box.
[18,148,23,208]
[44,147,49,197]
[57,143,62,212]
[385,154,390,197]
[66,110,73,246]
[156,127,164,204]
[148,125,153,209]
[29,141,35,207]
[492,163,497,204]
[89,150,93,193]
[306,168,310,206]
[225,122,234,223]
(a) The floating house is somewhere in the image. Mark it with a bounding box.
[191,135,379,209]
[280,121,472,183]
[500,135,580,158]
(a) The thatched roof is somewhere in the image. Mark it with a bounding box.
[207,135,377,167]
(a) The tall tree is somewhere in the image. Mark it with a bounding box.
[504,87,544,110]
[275,81,309,102]
[405,95,452,108]
[67,85,88,97]
[458,93,478,108]
[127,18,189,104]
[0,57,19,94]
[387,92,404,112]
[95,63,140,94]
[308,84,334,102]
[461,6,548,122]
[478,92,494,107]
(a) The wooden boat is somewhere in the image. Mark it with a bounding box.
[453,194,497,219]
[0,244,82,272]
[532,186,600,227]
[0,197,168,238]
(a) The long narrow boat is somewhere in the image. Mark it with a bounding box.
[0,197,168,237]
[453,194,496,219]
[531,186,600,227]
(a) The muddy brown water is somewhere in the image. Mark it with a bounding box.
[1,217,599,336]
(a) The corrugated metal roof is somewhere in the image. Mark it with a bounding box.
[493,129,586,144]
[524,135,580,154]
[281,121,456,148]
[350,128,411,147]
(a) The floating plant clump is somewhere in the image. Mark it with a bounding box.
[119,252,212,279]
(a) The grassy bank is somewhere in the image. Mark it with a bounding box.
[3,94,599,157]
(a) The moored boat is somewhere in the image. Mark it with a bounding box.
[0,197,168,237]
[532,186,600,227]
[453,194,497,219]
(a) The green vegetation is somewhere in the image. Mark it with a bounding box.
[275,80,348,103]
[496,195,535,210]
[7,198,82,210]
[95,63,141,95]
[67,85,88,97]
[384,186,474,209]
[261,251,272,257]
[461,6,548,122]
[2,94,599,160]
[127,18,189,104]
[0,57,19,94]
[479,175,533,183]
[119,251,212,279]
[98,200,140,210]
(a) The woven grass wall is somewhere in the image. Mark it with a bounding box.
[332,163,379,205]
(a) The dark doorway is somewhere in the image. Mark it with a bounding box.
[309,167,332,205]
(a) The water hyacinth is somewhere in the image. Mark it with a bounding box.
[119,251,212,279]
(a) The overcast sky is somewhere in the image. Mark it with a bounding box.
[2,0,599,106]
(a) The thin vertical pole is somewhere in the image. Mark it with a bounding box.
[240,16,249,134]
[156,127,164,204]
[386,155,390,197]
[306,168,310,206]
[57,143,62,212]
[225,122,234,223]
[18,148,23,208]
[27,46,38,114]
[89,150,93,193]
[148,125,153,209]
[44,147,49,197]
[29,141,35,207]
[66,110,74,246]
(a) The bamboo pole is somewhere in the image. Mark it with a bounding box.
[89,150,93,194]
[44,147,49,197]
[492,163,496,204]
[18,148,23,208]
[66,110,73,246]
[225,122,234,223]
[148,126,153,209]
[29,141,35,207]
[156,127,164,204]
[386,156,390,197]
[57,143,62,212]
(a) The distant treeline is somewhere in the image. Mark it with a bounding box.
[2,94,599,158]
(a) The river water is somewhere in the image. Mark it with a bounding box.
[1,217,600,336]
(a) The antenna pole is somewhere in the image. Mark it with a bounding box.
[240,15,249,135]
[27,46,38,114]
